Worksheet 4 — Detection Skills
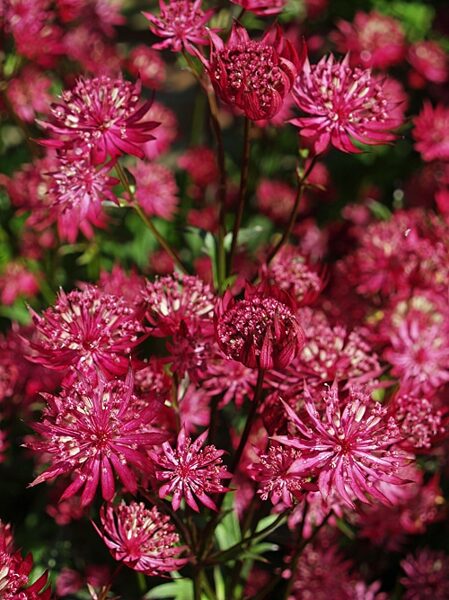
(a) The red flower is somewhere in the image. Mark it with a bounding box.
[292,54,401,154]
[231,0,286,16]
[143,0,214,54]
[151,428,231,511]
[131,161,179,220]
[38,76,158,164]
[215,282,305,370]
[205,23,304,121]
[401,549,449,600]
[94,501,187,575]
[27,371,168,506]
[413,102,449,162]
[408,41,448,86]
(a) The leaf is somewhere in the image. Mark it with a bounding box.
[214,494,241,551]
[368,200,392,221]
[145,577,193,600]
[214,567,226,600]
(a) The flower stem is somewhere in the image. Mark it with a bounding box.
[114,162,187,274]
[266,155,318,265]
[229,116,251,274]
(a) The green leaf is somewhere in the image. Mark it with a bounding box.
[371,1,435,41]
[368,200,392,221]
[145,577,193,600]
[214,567,226,600]
[214,494,241,551]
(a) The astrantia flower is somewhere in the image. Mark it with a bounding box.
[275,384,410,508]
[408,41,448,85]
[27,372,168,506]
[127,45,167,90]
[248,445,316,506]
[142,272,215,336]
[29,286,144,378]
[392,392,445,450]
[413,102,449,162]
[143,0,214,53]
[0,262,40,306]
[143,101,178,159]
[215,282,305,370]
[48,153,118,243]
[0,551,51,600]
[206,23,304,121]
[94,501,187,575]
[256,178,296,224]
[150,428,231,511]
[6,66,52,123]
[231,0,286,16]
[38,76,158,164]
[401,549,449,600]
[131,161,179,220]
[292,54,400,154]
[201,353,257,407]
[332,11,406,69]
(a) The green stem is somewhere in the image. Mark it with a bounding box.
[229,116,251,274]
[266,155,318,265]
[115,163,187,274]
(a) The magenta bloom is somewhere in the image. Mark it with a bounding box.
[48,153,119,243]
[292,54,401,154]
[143,0,214,53]
[6,66,52,123]
[206,23,304,121]
[332,10,406,70]
[127,45,167,90]
[275,384,410,508]
[408,41,448,85]
[142,272,215,336]
[0,551,51,600]
[401,549,449,600]
[151,428,230,511]
[215,282,305,370]
[131,161,179,220]
[249,445,316,507]
[29,286,144,378]
[231,0,286,16]
[38,76,158,164]
[413,102,449,162]
[28,372,168,506]
[94,501,187,575]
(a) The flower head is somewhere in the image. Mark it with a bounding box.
[29,286,144,378]
[131,161,179,220]
[48,153,118,243]
[275,385,410,508]
[206,23,304,121]
[332,11,406,69]
[401,549,449,600]
[408,41,448,86]
[413,102,449,162]
[27,372,168,506]
[38,76,158,164]
[150,428,231,511]
[127,45,167,90]
[94,501,187,575]
[292,54,400,154]
[143,0,214,53]
[231,0,286,16]
[215,282,305,370]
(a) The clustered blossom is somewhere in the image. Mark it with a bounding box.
[27,373,168,506]
[206,23,304,121]
[413,102,449,162]
[29,285,143,378]
[392,393,445,450]
[292,54,401,154]
[38,76,158,164]
[127,45,167,90]
[131,161,179,220]
[143,0,214,53]
[215,283,305,370]
[408,41,448,86]
[94,501,187,575]
[275,385,410,508]
[151,429,230,511]
[401,549,449,599]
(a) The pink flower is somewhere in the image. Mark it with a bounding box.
[178,146,218,188]
[205,23,304,121]
[256,178,296,224]
[142,272,215,337]
[0,263,39,305]
[150,428,230,511]
[62,25,121,76]
[127,45,167,90]
[249,445,316,506]
[38,76,158,164]
[231,0,286,16]
[143,101,178,159]
[215,282,305,370]
[6,66,52,123]
[29,286,144,378]
[27,372,168,506]
[47,153,118,243]
[94,501,187,575]
[275,384,410,508]
[401,549,449,600]
[201,354,257,407]
[131,161,179,220]
[408,41,448,85]
[332,11,406,70]
[292,54,401,154]
[392,392,445,450]
[413,102,449,162]
[264,246,325,305]
[143,0,214,53]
